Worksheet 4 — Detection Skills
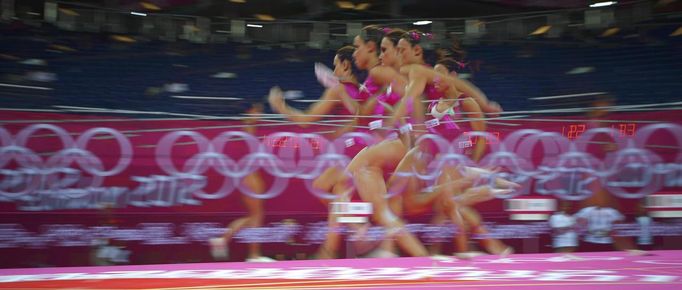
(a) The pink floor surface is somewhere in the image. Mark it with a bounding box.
[1,250,681,289]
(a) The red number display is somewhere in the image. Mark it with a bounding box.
[618,123,636,137]
[561,123,637,140]
[565,124,586,140]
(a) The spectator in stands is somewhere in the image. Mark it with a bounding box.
[575,204,624,252]
[549,201,579,255]
[636,201,654,251]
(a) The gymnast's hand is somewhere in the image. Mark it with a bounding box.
[268,86,286,113]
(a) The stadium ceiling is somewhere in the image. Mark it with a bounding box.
[16,0,604,20]
[8,0,679,46]
[147,0,574,20]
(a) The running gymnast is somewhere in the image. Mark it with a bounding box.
[380,31,515,256]
[388,29,513,204]
[314,28,412,258]
[344,28,518,257]
[356,27,413,258]
[425,57,514,256]
[267,46,370,258]
[209,102,275,262]
[338,25,433,257]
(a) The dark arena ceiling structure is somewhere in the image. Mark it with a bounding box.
[14,0,616,21]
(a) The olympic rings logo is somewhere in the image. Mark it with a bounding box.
[0,124,132,202]
[1,123,681,204]
[408,123,682,200]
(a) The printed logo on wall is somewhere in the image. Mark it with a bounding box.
[0,123,681,211]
